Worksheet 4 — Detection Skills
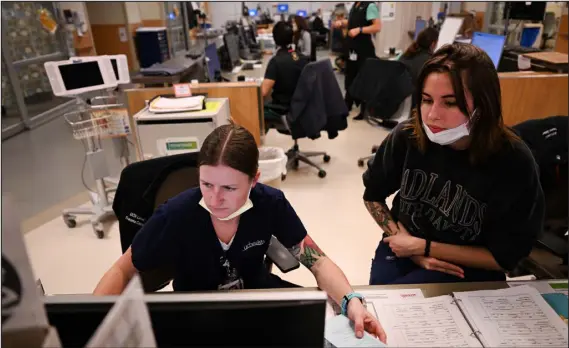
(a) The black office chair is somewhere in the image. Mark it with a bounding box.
[350,58,414,124]
[350,58,414,167]
[114,156,300,292]
[265,60,348,179]
[512,116,568,279]
[357,95,413,167]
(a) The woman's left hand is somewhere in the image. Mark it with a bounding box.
[383,222,425,258]
[348,28,360,37]
[347,299,387,343]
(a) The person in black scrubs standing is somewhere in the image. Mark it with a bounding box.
[334,2,381,120]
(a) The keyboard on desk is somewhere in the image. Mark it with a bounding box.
[506,46,542,54]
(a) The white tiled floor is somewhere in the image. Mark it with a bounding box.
[24,113,394,295]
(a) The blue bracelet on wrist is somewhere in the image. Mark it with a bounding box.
[341,292,364,315]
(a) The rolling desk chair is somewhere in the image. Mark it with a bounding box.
[265,60,348,179]
[351,58,413,167]
[349,58,414,124]
[265,110,330,179]
[113,154,300,292]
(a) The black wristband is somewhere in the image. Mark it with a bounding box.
[424,239,432,257]
[360,26,363,34]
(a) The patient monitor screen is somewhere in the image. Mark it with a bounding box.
[58,61,104,90]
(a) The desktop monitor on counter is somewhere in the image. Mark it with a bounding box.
[205,43,221,82]
[435,17,464,51]
[414,19,426,40]
[45,290,327,347]
[296,10,308,18]
[471,32,506,69]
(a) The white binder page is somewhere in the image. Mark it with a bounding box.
[454,285,568,347]
[373,295,482,347]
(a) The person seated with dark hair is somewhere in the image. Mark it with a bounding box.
[94,123,386,343]
[399,27,439,86]
[364,43,544,285]
[261,22,310,123]
[399,27,439,109]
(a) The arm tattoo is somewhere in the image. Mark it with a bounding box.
[288,235,326,269]
[364,200,399,236]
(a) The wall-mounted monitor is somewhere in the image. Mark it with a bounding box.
[503,2,546,21]
[44,57,118,97]
[277,4,289,14]
[296,10,307,17]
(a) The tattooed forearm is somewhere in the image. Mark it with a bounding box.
[288,235,326,269]
[364,200,399,236]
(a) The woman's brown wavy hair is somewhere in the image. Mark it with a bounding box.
[403,43,521,165]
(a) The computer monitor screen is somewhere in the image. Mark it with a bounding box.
[471,32,506,69]
[504,2,546,21]
[277,4,289,13]
[223,33,241,68]
[415,19,426,40]
[297,10,307,17]
[520,26,541,48]
[45,291,327,348]
[59,62,104,91]
[249,8,258,17]
[435,17,464,51]
[205,43,221,81]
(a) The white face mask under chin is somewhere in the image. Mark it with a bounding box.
[199,185,253,221]
[422,122,470,145]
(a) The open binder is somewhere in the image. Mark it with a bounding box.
[371,285,568,347]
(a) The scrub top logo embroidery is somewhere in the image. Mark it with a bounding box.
[243,240,265,252]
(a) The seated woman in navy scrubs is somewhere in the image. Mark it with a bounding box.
[94,123,385,342]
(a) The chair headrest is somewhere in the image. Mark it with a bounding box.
[154,167,200,209]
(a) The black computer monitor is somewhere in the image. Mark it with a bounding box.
[44,291,327,347]
[205,43,221,81]
[223,33,241,69]
[503,2,546,21]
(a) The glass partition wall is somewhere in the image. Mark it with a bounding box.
[1,2,73,140]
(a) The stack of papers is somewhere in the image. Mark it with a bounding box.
[149,95,205,113]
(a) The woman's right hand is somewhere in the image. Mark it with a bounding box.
[410,255,465,279]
